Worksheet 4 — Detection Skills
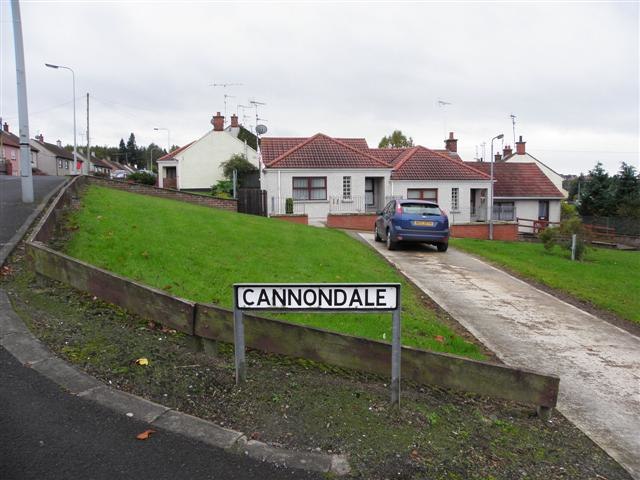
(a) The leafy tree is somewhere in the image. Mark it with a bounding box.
[378,130,414,148]
[578,162,614,216]
[613,163,640,217]
[220,153,258,183]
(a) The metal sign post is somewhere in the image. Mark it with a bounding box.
[232,283,402,405]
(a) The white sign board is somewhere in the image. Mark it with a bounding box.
[234,283,400,311]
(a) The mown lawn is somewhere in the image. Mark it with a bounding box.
[450,238,640,324]
[64,186,483,358]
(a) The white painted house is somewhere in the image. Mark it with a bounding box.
[156,113,258,190]
[261,133,492,224]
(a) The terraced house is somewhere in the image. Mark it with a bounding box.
[261,132,492,225]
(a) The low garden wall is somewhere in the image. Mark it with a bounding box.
[451,223,518,241]
[87,176,237,212]
[271,214,309,225]
[327,213,377,231]
[25,178,559,410]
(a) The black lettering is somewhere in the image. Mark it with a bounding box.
[364,288,375,307]
[318,289,332,307]
[334,289,347,306]
[349,289,363,307]
[376,289,385,307]
[242,288,255,306]
[288,289,301,306]
[257,289,270,306]
[303,289,317,306]
[272,288,286,307]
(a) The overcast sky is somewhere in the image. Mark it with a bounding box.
[1,1,638,175]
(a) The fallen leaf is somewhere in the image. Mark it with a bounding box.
[434,335,445,343]
[136,429,155,440]
[250,431,261,440]
[135,357,149,366]
[141,251,149,258]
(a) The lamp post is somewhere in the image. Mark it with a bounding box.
[154,127,170,153]
[45,63,77,175]
[489,133,504,240]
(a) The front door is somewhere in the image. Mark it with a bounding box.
[538,200,549,221]
[365,178,375,207]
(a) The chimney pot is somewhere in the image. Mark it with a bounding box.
[230,114,239,128]
[3,122,8,132]
[515,135,526,155]
[211,112,224,131]
[444,132,458,153]
[503,145,513,158]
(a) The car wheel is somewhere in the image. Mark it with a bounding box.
[386,229,397,251]
[436,242,448,252]
[374,224,382,242]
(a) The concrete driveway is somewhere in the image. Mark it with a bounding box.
[360,234,640,479]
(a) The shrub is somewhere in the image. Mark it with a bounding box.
[128,171,156,185]
[561,201,579,220]
[538,227,558,251]
[285,197,294,214]
[211,179,233,198]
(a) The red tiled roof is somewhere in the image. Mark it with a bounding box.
[157,142,194,162]
[261,136,369,165]
[368,148,410,165]
[391,146,490,180]
[1,130,20,148]
[265,134,389,169]
[466,162,564,198]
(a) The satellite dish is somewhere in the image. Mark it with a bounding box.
[256,124,268,135]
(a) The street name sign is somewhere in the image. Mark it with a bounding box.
[232,283,403,404]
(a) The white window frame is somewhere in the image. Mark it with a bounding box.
[342,176,352,200]
[451,187,459,211]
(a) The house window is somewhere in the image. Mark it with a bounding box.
[451,188,459,211]
[493,201,515,221]
[342,176,351,200]
[64,160,70,169]
[293,177,327,201]
[538,200,549,220]
[407,189,438,201]
[58,159,63,169]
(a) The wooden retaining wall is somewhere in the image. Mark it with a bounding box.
[25,177,559,409]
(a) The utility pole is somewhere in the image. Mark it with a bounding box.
[86,93,90,175]
[11,0,34,203]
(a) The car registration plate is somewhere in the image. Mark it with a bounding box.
[413,220,434,227]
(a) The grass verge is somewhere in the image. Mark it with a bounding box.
[449,238,640,325]
[62,186,482,359]
[1,251,631,480]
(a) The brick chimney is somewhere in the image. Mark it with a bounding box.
[503,145,512,158]
[3,122,8,132]
[494,153,502,162]
[515,135,526,155]
[444,132,458,152]
[36,134,44,142]
[211,112,224,131]
[230,114,239,128]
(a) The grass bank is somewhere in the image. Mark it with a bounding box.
[1,256,630,480]
[450,238,640,325]
[63,186,482,358]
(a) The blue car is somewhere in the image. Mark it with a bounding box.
[374,199,450,252]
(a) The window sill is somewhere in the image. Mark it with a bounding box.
[294,200,329,204]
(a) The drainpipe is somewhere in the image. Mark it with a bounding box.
[277,169,281,213]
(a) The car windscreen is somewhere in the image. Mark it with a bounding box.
[401,203,441,216]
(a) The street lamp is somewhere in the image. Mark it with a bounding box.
[489,133,504,240]
[154,127,170,153]
[45,63,78,175]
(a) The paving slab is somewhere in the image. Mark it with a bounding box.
[78,386,170,423]
[152,410,243,450]
[240,439,334,473]
[361,233,640,479]
[0,332,54,365]
[0,291,30,337]
[31,356,103,394]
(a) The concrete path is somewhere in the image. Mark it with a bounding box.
[360,234,640,479]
